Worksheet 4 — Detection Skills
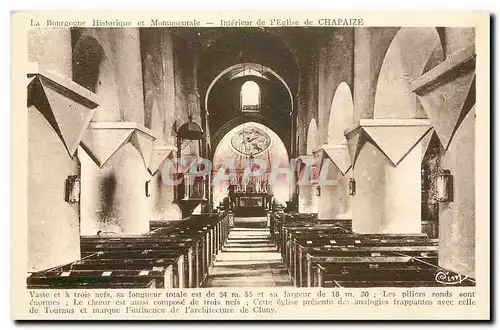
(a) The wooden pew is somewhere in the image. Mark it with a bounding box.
[279,221,352,256]
[27,211,232,289]
[81,247,191,288]
[80,225,221,287]
[293,236,437,287]
[81,225,208,286]
[296,247,438,287]
[271,211,463,289]
[272,213,352,250]
[283,227,353,271]
[284,231,438,286]
[305,251,441,287]
[272,213,318,249]
[27,268,169,289]
[286,230,437,287]
[146,211,231,285]
[313,255,476,288]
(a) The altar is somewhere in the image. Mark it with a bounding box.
[233,192,272,217]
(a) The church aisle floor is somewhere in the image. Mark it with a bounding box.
[203,225,293,287]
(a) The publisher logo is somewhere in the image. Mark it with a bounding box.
[435,271,468,285]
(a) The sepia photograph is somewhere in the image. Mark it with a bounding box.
[11,10,490,320]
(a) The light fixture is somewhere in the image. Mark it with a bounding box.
[436,169,453,202]
[65,175,80,203]
[316,185,321,197]
[177,115,206,141]
[349,178,356,196]
[145,180,151,197]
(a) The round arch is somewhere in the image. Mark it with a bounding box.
[374,27,444,119]
[306,118,319,155]
[204,63,295,115]
[72,35,106,92]
[196,29,300,104]
[326,82,354,145]
[72,34,120,121]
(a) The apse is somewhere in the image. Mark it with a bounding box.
[212,121,290,207]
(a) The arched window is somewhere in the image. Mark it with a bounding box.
[241,81,260,112]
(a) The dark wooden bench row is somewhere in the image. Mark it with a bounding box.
[279,225,437,287]
[27,268,169,289]
[312,255,476,288]
[270,212,352,248]
[293,241,438,287]
[27,211,234,289]
[271,211,474,288]
[271,211,446,288]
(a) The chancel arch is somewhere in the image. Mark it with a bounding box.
[205,63,294,159]
[204,63,294,114]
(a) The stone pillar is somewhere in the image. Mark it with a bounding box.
[412,43,476,278]
[76,30,157,235]
[298,185,318,214]
[353,28,374,123]
[141,29,182,221]
[161,30,176,147]
[318,79,354,223]
[27,68,98,271]
[438,108,475,278]
[159,30,182,219]
[27,29,99,271]
[80,123,155,235]
[149,147,182,221]
[80,144,148,235]
[296,155,319,214]
[346,120,431,234]
[317,145,352,221]
[116,28,145,124]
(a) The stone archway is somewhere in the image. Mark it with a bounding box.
[306,118,319,155]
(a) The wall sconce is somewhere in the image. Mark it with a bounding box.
[65,175,80,203]
[316,185,321,197]
[145,180,151,197]
[349,178,356,196]
[436,169,453,202]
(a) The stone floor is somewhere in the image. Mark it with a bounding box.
[203,224,292,287]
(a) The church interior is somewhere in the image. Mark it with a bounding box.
[26,26,476,288]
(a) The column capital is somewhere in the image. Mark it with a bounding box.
[295,154,322,185]
[314,143,351,176]
[412,46,476,151]
[345,119,432,167]
[80,122,156,169]
[149,145,177,176]
[27,63,99,158]
[294,154,316,166]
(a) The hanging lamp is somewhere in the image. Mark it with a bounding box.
[177,115,206,141]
